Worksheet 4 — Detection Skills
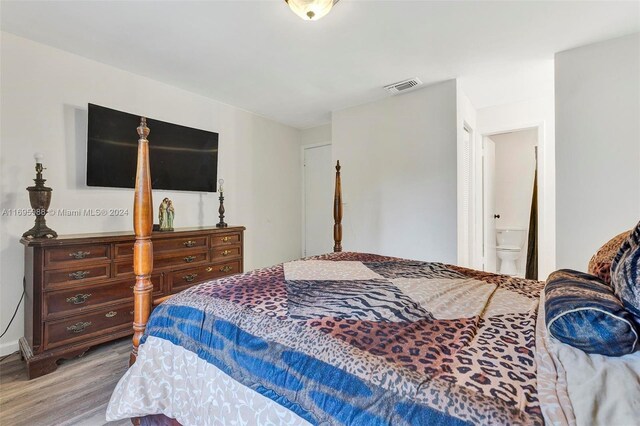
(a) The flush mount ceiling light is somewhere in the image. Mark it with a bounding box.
[285,0,339,21]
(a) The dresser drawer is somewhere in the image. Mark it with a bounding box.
[211,232,242,247]
[44,264,110,289]
[44,244,110,268]
[114,241,134,258]
[44,275,162,319]
[115,250,208,276]
[211,245,242,262]
[154,236,209,253]
[115,236,209,259]
[44,304,134,349]
[170,260,241,293]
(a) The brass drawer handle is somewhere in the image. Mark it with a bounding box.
[66,293,92,305]
[221,236,232,243]
[183,273,198,282]
[68,270,90,280]
[205,266,213,272]
[220,265,233,273]
[221,249,232,256]
[183,256,197,263]
[68,251,91,259]
[105,311,117,318]
[67,321,92,333]
[183,240,197,248]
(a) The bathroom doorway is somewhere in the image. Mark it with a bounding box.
[483,128,538,278]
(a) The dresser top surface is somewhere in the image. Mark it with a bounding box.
[21,225,246,247]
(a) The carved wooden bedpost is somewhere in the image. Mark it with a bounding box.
[333,160,342,252]
[130,118,153,366]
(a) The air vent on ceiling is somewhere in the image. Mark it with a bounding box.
[384,77,423,95]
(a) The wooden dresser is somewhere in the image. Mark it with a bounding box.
[19,226,245,379]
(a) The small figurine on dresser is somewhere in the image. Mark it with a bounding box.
[158,197,174,231]
[167,199,175,230]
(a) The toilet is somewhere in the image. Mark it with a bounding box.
[496,229,526,276]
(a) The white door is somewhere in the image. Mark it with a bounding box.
[304,144,333,257]
[483,137,497,272]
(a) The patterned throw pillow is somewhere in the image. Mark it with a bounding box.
[588,231,630,285]
[545,269,638,356]
[611,221,640,322]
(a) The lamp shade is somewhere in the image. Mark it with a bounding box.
[286,0,335,21]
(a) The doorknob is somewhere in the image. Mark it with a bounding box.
[494,214,501,219]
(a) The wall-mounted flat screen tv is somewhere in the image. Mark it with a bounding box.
[87,104,218,192]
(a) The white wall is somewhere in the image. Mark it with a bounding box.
[300,124,331,146]
[491,129,538,275]
[476,96,556,279]
[0,33,302,355]
[332,80,458,262]
[556,33,640,271]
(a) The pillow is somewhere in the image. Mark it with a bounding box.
[588,231,630,285]
[545,269,638,356]
[611,221,640,322]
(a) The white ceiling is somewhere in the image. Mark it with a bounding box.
[1,1,638,129]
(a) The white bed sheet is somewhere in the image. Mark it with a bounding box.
[106,335,310,426]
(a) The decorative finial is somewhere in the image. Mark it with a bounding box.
[336,160,341,172]
[137,117,150,139]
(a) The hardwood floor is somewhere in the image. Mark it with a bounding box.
[0,338,132,426]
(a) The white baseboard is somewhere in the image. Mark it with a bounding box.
[0,339,19,357]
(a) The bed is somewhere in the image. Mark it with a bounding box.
[106,118,640,425]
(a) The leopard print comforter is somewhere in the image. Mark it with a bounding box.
[120,252,546,425]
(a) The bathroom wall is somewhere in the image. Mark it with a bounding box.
[475,96,554,278]
[490,128,538,276]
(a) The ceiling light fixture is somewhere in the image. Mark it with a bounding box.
[285,0,339,21]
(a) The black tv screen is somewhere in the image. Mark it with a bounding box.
[87,104,218,192]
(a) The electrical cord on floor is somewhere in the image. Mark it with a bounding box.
[0,350,18,364]
[0,278,26,363]
[0,288,24,339]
